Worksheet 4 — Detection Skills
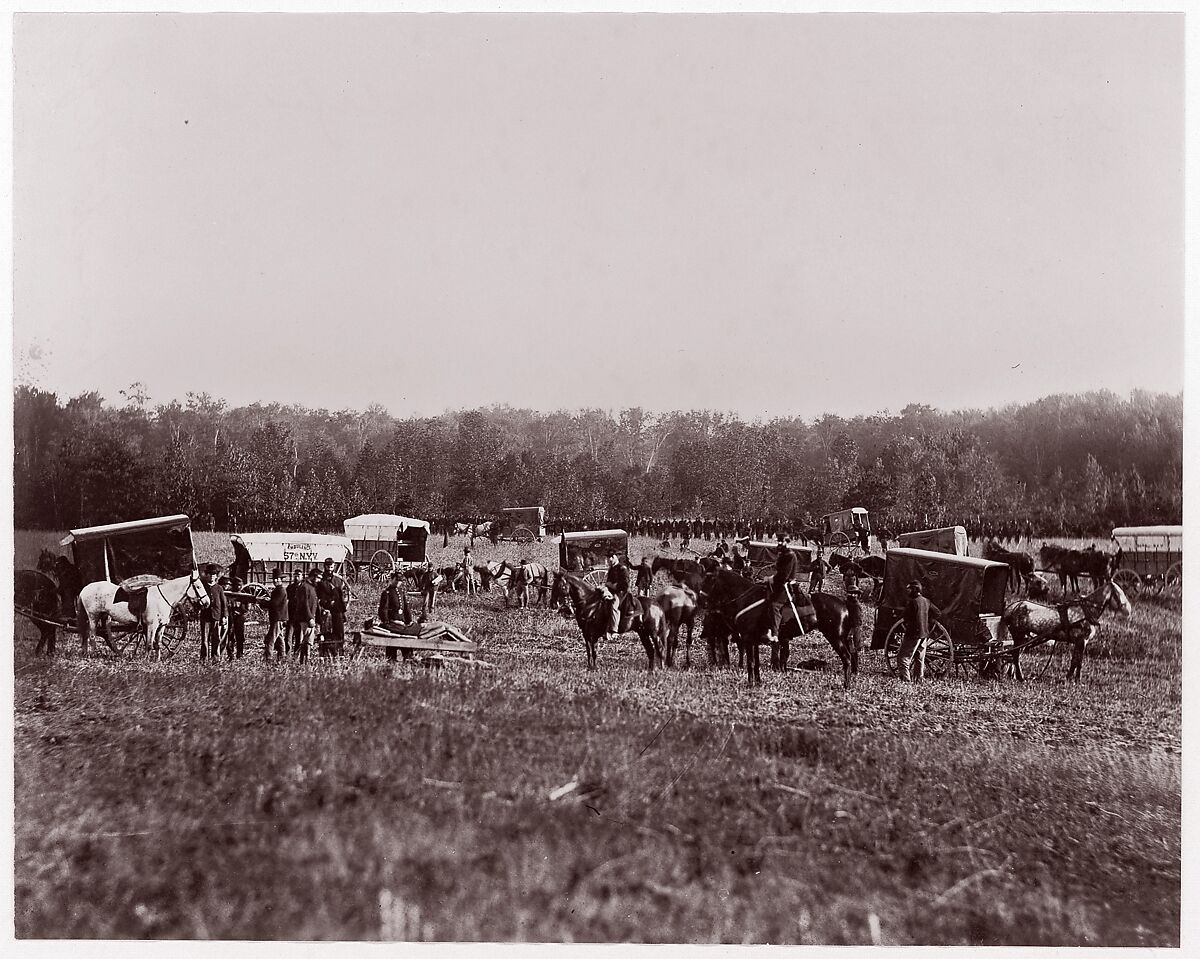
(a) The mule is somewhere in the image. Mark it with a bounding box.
[76,568,210,658]
[554,571,666,671]
[700,569,861,688]
[997,580,1131,681]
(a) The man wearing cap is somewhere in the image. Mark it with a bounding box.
[318,569,347,656]
[378,571,415,662]
[294,570,321,664]
[264,569,288,660]
[286,570,305,656]
[898,580,944,683]
[808,547,827,595]
[198,564,226,661]
[226,576,247,659]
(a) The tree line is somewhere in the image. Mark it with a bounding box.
[12,385,1182,537]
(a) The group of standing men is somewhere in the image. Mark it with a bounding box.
[196,558,348,662]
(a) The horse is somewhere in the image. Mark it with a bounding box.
[16,569,62,655]
[657,583,697,667]
[509,562,550,608]
[1038,545,1088,594]
[997,579,1131,681]
[700,569,861,688]
[982,541,1035,593]
[795,526,825,547]
[553,571,666,671]
[76,568,210,658]
[651,556,702,580]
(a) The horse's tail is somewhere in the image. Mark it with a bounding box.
[75,594,90,643]
[996,612,1010,646]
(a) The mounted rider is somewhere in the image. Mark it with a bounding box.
[765,536,797,646]
[600,551,632,639]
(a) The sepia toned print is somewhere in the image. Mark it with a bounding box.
[11,12,1182,946]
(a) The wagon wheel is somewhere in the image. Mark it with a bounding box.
[833,544,865,564]
[112,625,145,657]
[343,559,358,585]
[370,550,396,581]
[512,525,536,544]
[1024,636,1064,680]
[829,531,851,549]
[1111,568,1141,602]
[158,608,190,659]
[883,620,954,680]
[243,583,268,601]
[1164,562,1182,596]
[582,569,607,589]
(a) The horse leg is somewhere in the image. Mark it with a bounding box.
[637,626,656,672]
[685,615,693,669]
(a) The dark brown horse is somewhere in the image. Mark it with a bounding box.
[17,568,62,655]
[553,571,667,672]
[983,541,1035,592]
[699,569,861,688]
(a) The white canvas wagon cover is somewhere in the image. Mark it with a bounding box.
[231,532,352,564]
[1111,526,1183,551]
[343,514,431,541]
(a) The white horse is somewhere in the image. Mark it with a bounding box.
[76,568,210,658]
[997,579,1132,681]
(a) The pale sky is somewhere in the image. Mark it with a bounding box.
[13,12,1184,419]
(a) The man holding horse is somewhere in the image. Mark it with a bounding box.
[198,564,227,661]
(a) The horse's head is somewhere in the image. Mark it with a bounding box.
[651,556,672,576]
[1106,580,1133,618]
[190,567,212,608]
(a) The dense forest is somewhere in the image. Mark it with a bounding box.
[12,385,1182,536]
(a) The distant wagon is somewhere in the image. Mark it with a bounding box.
[739,539,817,581]
[229,532,354,598]
[821,507,871,556]
[343,514,431,581]
[1110,526,1183,599]
[560,529,629,587]
[896,525,969,557]
[494,506,547,543]
[870,548,1011,679]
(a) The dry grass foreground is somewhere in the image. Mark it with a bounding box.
[13,531,1181,944]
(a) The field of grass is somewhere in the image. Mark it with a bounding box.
[13,531,1181,944]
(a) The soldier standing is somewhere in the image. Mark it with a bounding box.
[897,581,943,683]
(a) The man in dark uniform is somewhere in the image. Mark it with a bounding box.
[317,570,346,656]
[378,571,415,662]
[602,552,631,640]
[898,580,944,683]
[286,570,305,656]
[635,557,653,597]
[264,569,288,660]
[225,576,247,659]
[808,548,827,594]
[294,570,321,664]
[765,539,797,645]
[198,564,226,661]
